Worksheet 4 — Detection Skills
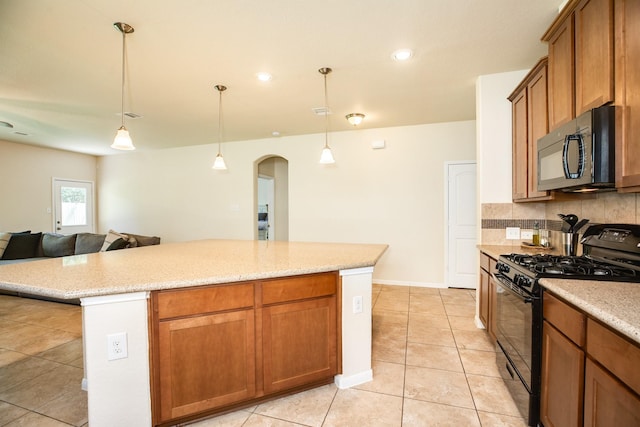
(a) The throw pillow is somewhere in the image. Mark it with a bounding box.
[124,232,161,247]
[100,230,129,252]
[42,233,77,257]
[0,232,11,258]
[106,238,129,251]
[1,232,42,260]
[75,233,107,254]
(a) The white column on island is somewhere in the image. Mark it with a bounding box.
[81,292,152,427]
[335,267,374,389]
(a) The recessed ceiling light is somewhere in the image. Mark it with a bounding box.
[392,49,413,61]
[257,72,272,82]
[272,131,280,137]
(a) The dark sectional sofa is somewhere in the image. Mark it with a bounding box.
[0,230,160,265]
[0,230,160,303]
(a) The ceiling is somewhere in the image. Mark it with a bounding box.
[0,0,561,156]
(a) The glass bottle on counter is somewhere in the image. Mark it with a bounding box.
[533,222,540,246]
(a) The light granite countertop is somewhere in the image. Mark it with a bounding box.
[0,239,388,300]
[540,279,640,345]
[477,245,640,345]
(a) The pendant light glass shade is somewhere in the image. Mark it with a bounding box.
[319,147,335,164]
[212,153,227,169]
[212,84,228,170]
[111,22,135,151]
[318,67,335,164]
[112,126,135,150]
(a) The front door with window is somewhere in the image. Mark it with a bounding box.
[53,179,95,234]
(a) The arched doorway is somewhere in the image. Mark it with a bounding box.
[255,156,289,241]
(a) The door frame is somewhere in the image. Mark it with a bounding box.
[444,161,477,288]
[52,177,96,234]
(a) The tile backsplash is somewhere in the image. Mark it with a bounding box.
[481,192,640,247]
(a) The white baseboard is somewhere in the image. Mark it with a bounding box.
[372,279,446,288]
[334,369,373,389]
[474,315,486,329]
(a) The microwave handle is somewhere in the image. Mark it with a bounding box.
[563,133,585,179]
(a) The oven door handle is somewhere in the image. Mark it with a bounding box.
[492,272,539,302]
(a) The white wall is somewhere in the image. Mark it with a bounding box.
[475,70,529,204]
[0,140,97,232]
[98,121,476,286]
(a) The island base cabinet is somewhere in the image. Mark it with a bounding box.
[262,296,337,393]
[584,358,640,426]
[150,272,340,426]
[156,309,256,422]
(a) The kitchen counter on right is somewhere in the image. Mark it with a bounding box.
[540,278,640,345]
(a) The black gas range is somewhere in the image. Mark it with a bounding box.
[493,224,640,427]
[498,223,640,293]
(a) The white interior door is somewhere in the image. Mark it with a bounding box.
[446,162,477,288]
[53,178,95,234]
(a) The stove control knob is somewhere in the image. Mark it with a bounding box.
[497,263,510,273]
[517,275,531,288]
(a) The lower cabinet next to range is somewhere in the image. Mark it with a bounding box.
[540,291,640,427]
[149,272,339,427]
[479,251,497,341]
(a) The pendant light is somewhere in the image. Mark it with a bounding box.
[111,22,135,151]
[318,67,335,164]
[212,84,228,170]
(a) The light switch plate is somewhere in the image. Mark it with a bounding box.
[521,230,533,240]
[506,227,521,240]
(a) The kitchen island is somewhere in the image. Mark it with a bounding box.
[0,239,388,427]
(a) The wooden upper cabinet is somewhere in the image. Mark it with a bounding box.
[527,65,550,199]
[546,16,575,130]
[543,0,614,131]
[615,0,640,191]
[509,58,552,202]
[574,0,614,115]
[511,89,528,201]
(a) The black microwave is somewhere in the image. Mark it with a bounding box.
[537,105,615,192]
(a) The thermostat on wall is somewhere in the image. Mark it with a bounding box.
[371,140,385,149]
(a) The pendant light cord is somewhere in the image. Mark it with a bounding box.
[324,73,329,149]
[218,89,223,155]
[120,29,126,128]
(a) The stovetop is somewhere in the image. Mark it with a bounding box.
[494,224,640,296]
[500,253,640,282]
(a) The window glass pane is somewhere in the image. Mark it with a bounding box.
[61,186,87,226]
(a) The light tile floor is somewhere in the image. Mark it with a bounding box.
[0,285,527,426]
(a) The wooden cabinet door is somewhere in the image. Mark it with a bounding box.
[584,358,640,426]
[487,275,497,341]
[156,309,256,422]
[526,64,550,199]
[511,88,529,201]
[574,0,614,115]
[262,296,337,393]
[479,268,489,328]
[615,0,640,191]
[540,320,585,427]
[548,16,575,130]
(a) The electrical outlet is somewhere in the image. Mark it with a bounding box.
[107,332,128,361]
[521,230,534,239]
[506,227,521,240]
[353,295,363,314]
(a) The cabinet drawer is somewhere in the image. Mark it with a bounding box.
[587,318,640,395]
[543,292,586,346]
[262,272,337,305]
[480,252,496,272]
[156,283,254,319]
